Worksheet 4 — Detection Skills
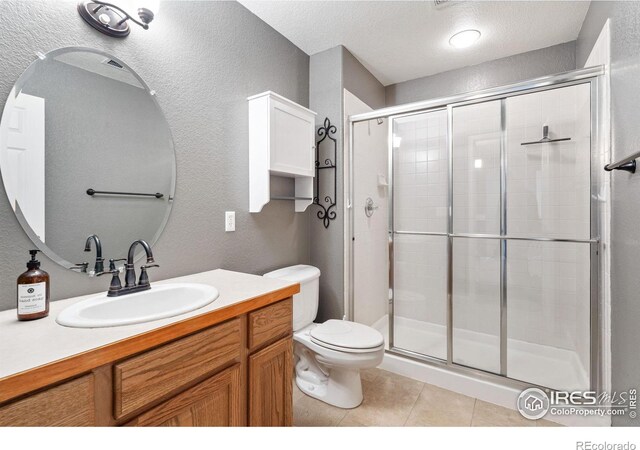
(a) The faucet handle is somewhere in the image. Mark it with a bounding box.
[109,258,127,271]
[70,262,89,273]
[97,269,119,276]
[98,269,123,294]
[139,264,159,287]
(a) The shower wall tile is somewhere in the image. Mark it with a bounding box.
[393,110,448,233]
[393,234,448,327]
[452,237,501,373]
[506,241,591,359]
[452,100,502,234]
[506,83,591,240]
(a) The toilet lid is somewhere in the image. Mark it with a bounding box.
[310,320,384,351]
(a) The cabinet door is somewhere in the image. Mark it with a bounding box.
[270,99,314,177]
[127,365,242,427]
[249,337,293,426]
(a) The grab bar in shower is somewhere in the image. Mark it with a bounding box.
[604,150,640,173]
[521,125,571,146]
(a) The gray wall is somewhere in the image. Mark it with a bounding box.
[309,47,344,322]
[309,46,385,322]
[576,1,640,427]
[0,0,310,311]
[386,42,576,106]
[343,49,386,110]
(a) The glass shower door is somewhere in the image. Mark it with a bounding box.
[391,109,448,360]
[449,83,593,389]
[505,83,592,391]
[451,100,502,373]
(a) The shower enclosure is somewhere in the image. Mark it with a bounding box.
[348,67,602,392]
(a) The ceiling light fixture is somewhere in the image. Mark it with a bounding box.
[77,1,158,38]
[449,29,481,49]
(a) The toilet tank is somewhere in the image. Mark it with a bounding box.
[263,265,321,331]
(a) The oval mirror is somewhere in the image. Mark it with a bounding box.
[0,47,176,275]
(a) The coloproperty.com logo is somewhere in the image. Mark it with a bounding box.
[517,387,637,420]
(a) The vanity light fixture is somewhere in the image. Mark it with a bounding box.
[77,0,158,37]
[449,29,481,49]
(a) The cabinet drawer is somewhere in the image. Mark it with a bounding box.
[248,298,292,352]
[0,375,94,426]
[114,318,241,419]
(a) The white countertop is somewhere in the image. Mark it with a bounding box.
[0,269,296,380]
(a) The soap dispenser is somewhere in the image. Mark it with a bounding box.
[17,250,50,321]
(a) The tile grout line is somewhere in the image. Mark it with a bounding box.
[402,381,427,426]
[469,398,478,427]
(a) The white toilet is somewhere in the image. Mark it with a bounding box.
[264,265,384,409]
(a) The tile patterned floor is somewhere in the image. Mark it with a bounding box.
[293,368,561,427]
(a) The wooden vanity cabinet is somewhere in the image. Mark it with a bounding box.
[126,365,242,427]
[0,297,294,427]
[247,298,294,426]
[0,375,95,426]
[249,337,293,426]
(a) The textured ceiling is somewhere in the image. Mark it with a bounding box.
[238,0,590,85]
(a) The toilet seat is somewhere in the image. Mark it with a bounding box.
[310,320,384,354]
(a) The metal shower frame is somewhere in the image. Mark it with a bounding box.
[346,65,605,392]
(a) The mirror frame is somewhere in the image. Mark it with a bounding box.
[1,46,177,272]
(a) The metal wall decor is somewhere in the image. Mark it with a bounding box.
[313,118,337,229]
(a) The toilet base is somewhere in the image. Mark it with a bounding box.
[295,368,364,409]
[294,345,364,409]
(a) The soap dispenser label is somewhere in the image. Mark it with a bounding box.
[18,282,46,314]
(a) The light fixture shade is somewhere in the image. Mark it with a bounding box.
[120,0,159,14]
[138,0,159,15]
[449,29,481,49]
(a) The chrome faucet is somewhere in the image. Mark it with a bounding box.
[84,234,104,273]
[97,240,159,297]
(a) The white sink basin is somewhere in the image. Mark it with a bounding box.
[56,283,219,328]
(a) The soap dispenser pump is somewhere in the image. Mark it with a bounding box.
[17,250,50,321]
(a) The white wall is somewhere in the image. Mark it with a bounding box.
[347,89,389,328]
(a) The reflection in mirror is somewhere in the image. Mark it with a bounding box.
[0,47,176,275]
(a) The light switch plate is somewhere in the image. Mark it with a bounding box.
[225,211,235,232]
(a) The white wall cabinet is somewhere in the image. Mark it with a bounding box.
[248,91,316,213]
